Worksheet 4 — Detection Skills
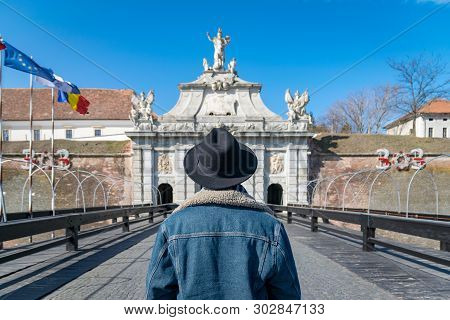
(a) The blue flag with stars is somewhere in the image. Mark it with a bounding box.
[3,41,54,82]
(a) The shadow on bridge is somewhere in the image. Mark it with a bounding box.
[0,204,449,300]
[0,220,161,299]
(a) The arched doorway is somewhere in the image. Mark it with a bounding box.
[267,184,283,205]
[158,183,173,204]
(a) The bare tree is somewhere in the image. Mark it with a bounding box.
[319,104,346,133]
[324,85,396,134]
[338,91,369,133]
[388,55,449,135]
[369,85,398,133]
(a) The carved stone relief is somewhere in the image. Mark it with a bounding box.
[158,153,172,174]
[269,153,284,174]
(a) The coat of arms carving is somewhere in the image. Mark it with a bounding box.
[270,154,284,174]
[158,154,172,174]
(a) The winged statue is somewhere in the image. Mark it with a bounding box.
[285,89,309,122]
[130,90,155,129]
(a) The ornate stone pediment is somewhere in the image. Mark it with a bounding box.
[129,28,312,135]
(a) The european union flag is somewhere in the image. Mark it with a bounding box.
[3,41,54,82]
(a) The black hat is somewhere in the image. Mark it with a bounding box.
[184,128,258,190]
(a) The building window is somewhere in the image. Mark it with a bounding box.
[33,129,41,141]
[65,129,73,139]
[2,130,9,142]
[94,129,102,137]
[444,128,447,139]
[428,128,433,138]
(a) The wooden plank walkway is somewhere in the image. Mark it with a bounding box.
[0,217,448,300]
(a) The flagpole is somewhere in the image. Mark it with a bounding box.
[51,87,56,238]
[0,38,6,250]
[28,61,34,243]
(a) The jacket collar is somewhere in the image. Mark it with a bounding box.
[172,188,274,215]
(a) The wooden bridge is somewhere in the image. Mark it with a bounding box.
[0,204,449,300]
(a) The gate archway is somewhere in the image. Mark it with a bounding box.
[158,183,173,204]
[267,183,283,205]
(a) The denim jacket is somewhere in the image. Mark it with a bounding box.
[146,188,301,300]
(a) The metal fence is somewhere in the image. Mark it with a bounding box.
[306,154,449,219]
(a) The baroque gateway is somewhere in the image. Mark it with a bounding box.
[126,28,313,205]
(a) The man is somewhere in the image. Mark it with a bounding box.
[146,128,301,299]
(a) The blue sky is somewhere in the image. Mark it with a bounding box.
[1,0,449,118]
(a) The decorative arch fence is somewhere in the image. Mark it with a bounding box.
[0,158,162,223]
[1,154,449,224]
[305,154,449,220]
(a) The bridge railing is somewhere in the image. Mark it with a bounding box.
[269,205,450,267]
[0,203,177,264]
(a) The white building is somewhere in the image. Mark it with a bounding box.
[385,100,450,138]
[2,88,133,141]
[126,29,313,205]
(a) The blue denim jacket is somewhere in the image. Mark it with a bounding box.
[146,189,301,300]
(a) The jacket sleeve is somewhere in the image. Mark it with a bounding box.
[146,224,178,299]
[267,223,301,300]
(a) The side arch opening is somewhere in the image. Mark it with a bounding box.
[158,183,173,204]
[267,183,283,205]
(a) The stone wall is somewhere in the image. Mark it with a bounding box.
[309,153,450,214]
[1,152,133,213]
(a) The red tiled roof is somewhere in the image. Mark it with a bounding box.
[1,88,133,120]
[418,99,450,114]
[384,99,450,129]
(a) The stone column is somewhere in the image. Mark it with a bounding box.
[286,143,298,205]
[132,145,143,205]
[252,144,265,202]
[297,141,309,205]
[141,146,154,205]
[173,143,195,203]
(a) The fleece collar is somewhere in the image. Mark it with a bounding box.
[172,189,274,215]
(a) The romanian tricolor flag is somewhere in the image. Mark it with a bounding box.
[0,36,5,50]
[35,73,90,115]
[58,90,90,115]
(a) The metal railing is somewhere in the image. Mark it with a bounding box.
[0,203,177,264]
[269,205,450,267]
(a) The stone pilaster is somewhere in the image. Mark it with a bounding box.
[297,141,309,205]
[252,144,266,202]
[173,144,193,203]
[286,143,298,205]
[141,146,154,204]
[132,145,143,205]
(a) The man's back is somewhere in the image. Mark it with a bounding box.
[146,189,301,300]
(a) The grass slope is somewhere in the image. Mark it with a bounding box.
[313,134,450,154]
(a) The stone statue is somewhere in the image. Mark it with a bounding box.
[285,89,309,122]
[228,58,237,74]
[207,28,231,71]
[129,104,140,129]
[203,58,209,71]
[130,90,155,129]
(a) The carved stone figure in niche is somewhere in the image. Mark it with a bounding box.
[270,154,284,174]
[158,154,172,174]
